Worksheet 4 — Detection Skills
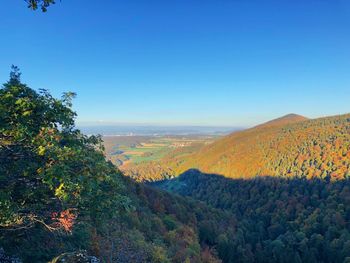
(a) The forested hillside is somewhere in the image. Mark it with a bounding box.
[153,169,350,263]
[3,1,350,263]
[1,69,350,263]
[125,113,350,182]
[0,69,229,262]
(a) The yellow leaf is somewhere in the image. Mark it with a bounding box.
[55,183,65,197]
[23,110,32,116]
[38,146,45,156]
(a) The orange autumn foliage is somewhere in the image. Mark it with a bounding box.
[125,113,350,182]
[51,209,77,233]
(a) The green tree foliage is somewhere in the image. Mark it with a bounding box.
[3,67,349,263]
[155,169,350,263]
[0,67,130,261]
[0,66,129,230]
[129,183,227,263]
[25,0,56,12]
[0,68,225,262]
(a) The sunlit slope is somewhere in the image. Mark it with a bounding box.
[253,113,308,128]
[176,113,350,180]
[127,113,350,181]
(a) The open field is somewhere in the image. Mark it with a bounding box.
[102,135,218,167]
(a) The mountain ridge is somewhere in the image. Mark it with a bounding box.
[253,113,308,129]
[124,113,350,181]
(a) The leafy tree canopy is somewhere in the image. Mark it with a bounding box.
[0,65,130,233]
[25,0,56,12]
[0,67,223,263]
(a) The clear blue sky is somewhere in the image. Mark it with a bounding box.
[1,0,349,126]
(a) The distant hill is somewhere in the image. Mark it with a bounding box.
[4,69,350,263]
[125,113,350,181]
[254,113,308,128]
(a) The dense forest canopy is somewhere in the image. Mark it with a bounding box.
[0,69,227,262]
[154,169,350,263]
[4,1,350,263]
[1,70,350,262]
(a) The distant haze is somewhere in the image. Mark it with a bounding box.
[78,124,240,136]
